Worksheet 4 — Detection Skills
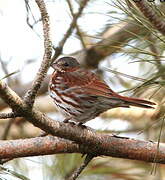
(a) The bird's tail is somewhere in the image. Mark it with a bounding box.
[121,96,156,109]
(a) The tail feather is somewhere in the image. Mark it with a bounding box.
[121,96,156,109]
[126,101,155,109]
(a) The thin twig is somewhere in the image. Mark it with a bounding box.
[24,0,42,37]
[0,164,30,180]
[0,56,12,85]
[0,58,9,78]
[0,158,13,164]
[67,154,94,180]
[0,112,18,140]
[2,118,15,140]
[24,0,52,107]
[52,0,90,61]
[0,112,16,119]
[24,0,34,29]
[66,0,86,49]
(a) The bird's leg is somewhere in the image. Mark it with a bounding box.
[78,122,95,131]
[63,118,69,123]
[39,131,49,137]
[63,117,71,123]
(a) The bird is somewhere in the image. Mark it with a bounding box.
[49,56,155,125]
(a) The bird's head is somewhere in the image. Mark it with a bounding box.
[51,56,80,72]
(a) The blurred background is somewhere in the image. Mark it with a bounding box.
[0,0,165,179]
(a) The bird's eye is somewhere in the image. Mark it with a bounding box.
[63,62,69,67]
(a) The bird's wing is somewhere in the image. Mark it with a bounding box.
[67,69,116,98]
[66,69,155,108]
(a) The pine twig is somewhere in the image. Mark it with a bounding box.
[68,154,94,180]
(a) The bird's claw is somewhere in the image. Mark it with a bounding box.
[78,122,87,128]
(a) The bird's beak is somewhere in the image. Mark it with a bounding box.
[51,62,62,72]
[50,62,57,70]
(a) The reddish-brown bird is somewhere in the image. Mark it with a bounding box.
[49,57,155,124]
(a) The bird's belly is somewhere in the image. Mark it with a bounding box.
[73,107,102,123]
[49,86,84,117]
[49,82,114,123]
[49,88,103,122]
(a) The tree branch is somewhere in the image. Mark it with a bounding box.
[0,76,50,111]
[0,136,165,164]
[24,0,52,107]
[0,136,78,159]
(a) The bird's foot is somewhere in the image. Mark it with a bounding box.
[64,118,93,130]
[77,122,87,129]
[38,131,49,137]
[77,122,94,131]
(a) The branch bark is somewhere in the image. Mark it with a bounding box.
[0,136,165,164]
[24,0,52,107]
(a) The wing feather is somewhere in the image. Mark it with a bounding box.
[64,69,155,108]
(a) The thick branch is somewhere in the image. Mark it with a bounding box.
[0,81,164,164]
[0,136,78,159]
[0,136,165,164]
